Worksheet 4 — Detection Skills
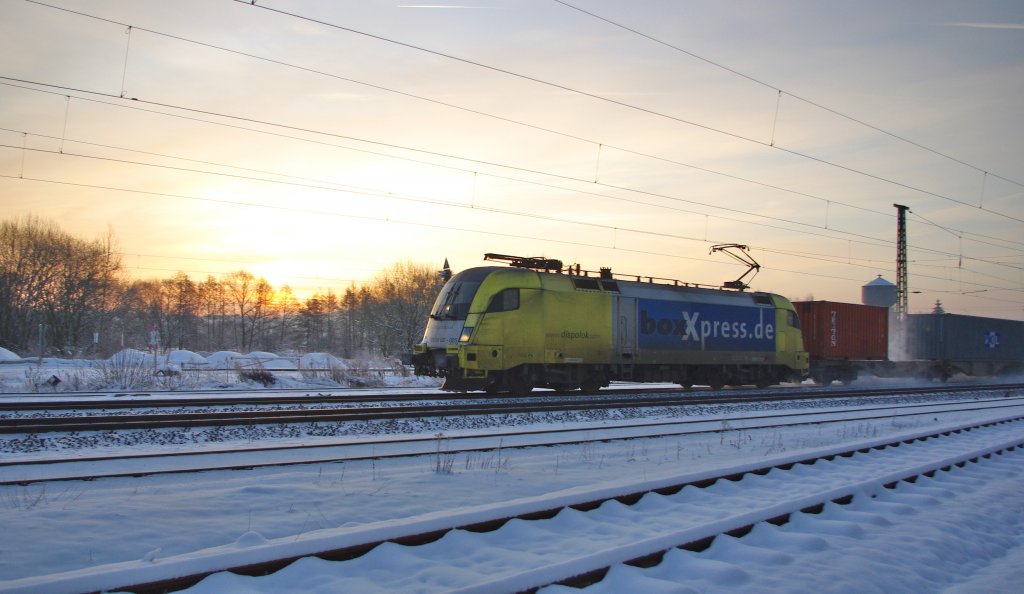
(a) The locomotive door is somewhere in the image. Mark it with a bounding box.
[613,296,637,359]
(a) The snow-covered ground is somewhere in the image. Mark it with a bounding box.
[0,347,439,393]
[173,422,1024,594]
[2,353,1023,593]
[1,383,1023,592]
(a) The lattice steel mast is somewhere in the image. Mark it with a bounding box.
[894,204,910,318]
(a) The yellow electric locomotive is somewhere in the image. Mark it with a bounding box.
[412,254,809,393]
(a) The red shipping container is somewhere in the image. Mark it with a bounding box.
[794,301,889,361]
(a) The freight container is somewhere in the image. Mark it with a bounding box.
[902,313,1024,362]
[793,301,888,361]
[793,303,1023,384]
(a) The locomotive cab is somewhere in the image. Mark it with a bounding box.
[411,266,498,383]
[414,266,549,392]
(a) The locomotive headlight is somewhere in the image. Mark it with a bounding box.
[459,327,474,343]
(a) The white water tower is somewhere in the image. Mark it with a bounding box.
[862,275,897,308]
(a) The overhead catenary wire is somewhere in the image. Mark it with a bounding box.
[551,0,1024,192]
[6,120,1024,284]
[230,0,1024,225]
[10,2,891,225]
[0,172,749,276]
[6,160,1021,302]
[25,1,982,230]
[0,83,902,251]
[13,169,1021,300]
[0,113,900,255]
[4,145,1022,296]
[6,118,1024,279]
[4,123,1024,300]
[10,2,1024,241]
[6,126,1020,289]
[4,2,1021,309]
[3,81,1023,270]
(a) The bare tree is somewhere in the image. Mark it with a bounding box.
[223,270,257,352]
[261,284,297,353]
[363,261,440,357]
[197,275,227,352]
[164,272,199,350]
[2,216,443,360]
[252,277,274,350]
[0,216,121,355]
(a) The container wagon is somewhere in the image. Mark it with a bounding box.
[794,300,889,384]
[796,301,1024,383]
[902,313,1024,378]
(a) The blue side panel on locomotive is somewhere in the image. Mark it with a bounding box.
[637,298,776,352]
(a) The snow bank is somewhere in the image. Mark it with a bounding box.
[300,353,347,370]
[205,351,244,369]
[0,350,438,393]
[240,352,296,370]
[109,349,154,365]
[167,350,208,366]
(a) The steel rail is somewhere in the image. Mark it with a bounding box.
[2,382,1021,412]
[4,395,1022,485]
[42,414,1024,594]
[3,383,1021,435]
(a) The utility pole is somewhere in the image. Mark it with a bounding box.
[894,204,910,319]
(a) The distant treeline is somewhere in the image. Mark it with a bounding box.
[0,216,441,358]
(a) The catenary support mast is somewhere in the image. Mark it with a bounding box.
[894,203,910,319]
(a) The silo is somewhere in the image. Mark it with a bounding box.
[862,275,897,308]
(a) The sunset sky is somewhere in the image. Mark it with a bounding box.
[2,0,1022,318]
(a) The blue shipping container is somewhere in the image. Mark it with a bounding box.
[903,313,1024,362]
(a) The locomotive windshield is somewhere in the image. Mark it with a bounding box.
[429,267,494,321]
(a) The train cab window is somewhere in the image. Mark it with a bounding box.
[753,294,772,305]
[787,310,801,329]
[430,267,492,321]
[486,288,520,313]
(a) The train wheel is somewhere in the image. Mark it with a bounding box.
[580,377,602,394]
[507,371,535,395]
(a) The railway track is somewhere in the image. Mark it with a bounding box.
[4,392,1022,485]
[12,414,1022,594]
[3,381,1020,410]
[2,382,1021,434]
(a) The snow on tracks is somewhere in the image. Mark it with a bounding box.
[6,415,1023,594]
